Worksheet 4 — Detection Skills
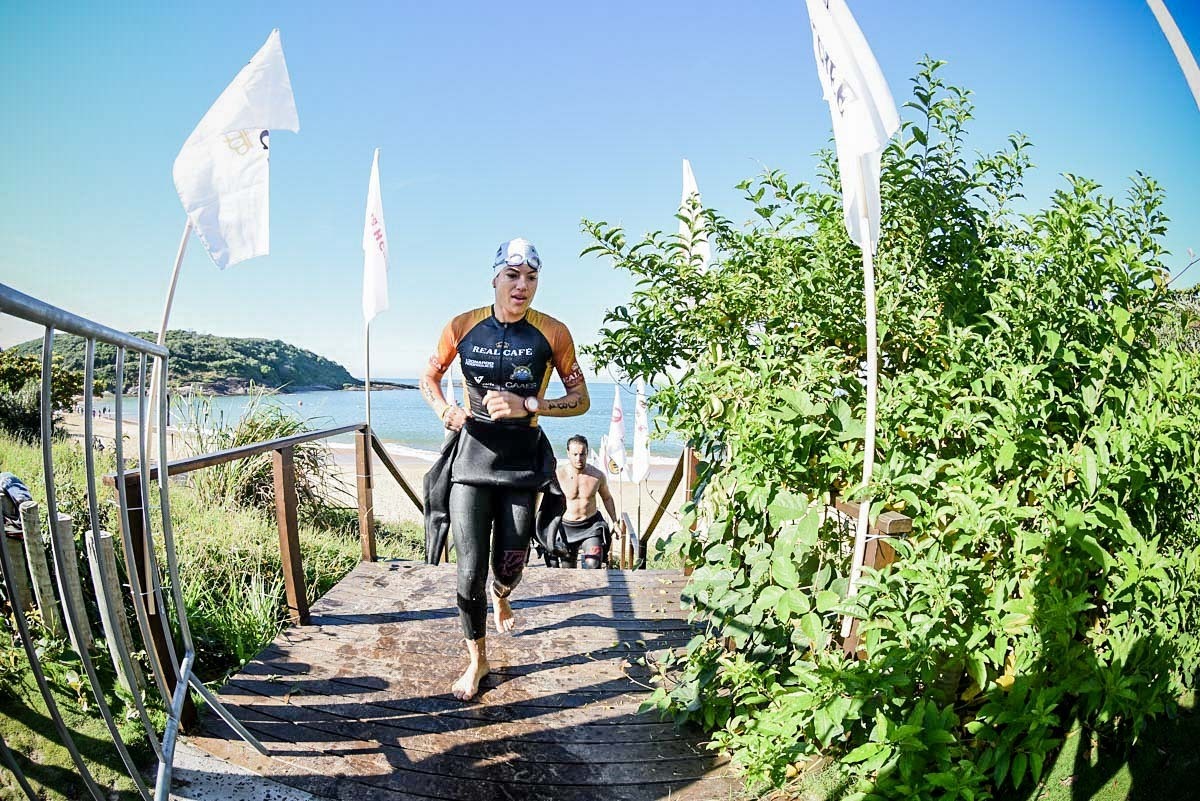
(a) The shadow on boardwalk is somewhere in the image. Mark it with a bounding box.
[186,562,738,801]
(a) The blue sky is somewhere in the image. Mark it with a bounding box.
[2,1,1198,377]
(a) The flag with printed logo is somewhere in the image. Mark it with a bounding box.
[606,388,627,479]
[173,29,300,269]
[805,0,898,249]
[631,378,651,483]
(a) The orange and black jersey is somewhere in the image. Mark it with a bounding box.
[429,306,584,426]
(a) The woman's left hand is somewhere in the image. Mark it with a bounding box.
[483,390,528,420]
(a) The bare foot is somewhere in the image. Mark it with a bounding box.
[491,587,517,634]
[451,641,489,701]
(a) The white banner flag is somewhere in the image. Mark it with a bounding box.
[173,29,300,269]
[606,387,627,478]
[631,378,650,484]
[805,0,898,249]
[679,158,711,268]
[588,444,605,473]
[362,148,389,322]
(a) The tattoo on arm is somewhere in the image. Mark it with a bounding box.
[420,374,446,415]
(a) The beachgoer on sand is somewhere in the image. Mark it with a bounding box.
[419,238,589,701]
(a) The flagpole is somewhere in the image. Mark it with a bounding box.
[1147,0,1200,112]
[365,322,372,432]
[144,218,193,453]
[841,167,879,640]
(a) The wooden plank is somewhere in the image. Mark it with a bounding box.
[49,513,92,656]
[370,432,424,513]
[18,500,62,637]
[121,474,186,718]
[86,530,143,695]
[2,534,33,613]
[639,452,684,549]
[273,447,309,626]
[193,564,735,800]
[831,498,913,535]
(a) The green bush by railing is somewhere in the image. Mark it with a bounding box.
[584,58,1200,800]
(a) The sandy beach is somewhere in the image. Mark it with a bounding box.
[61,412,688,541]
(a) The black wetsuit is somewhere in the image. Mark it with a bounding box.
[429,306,584,640]
[543,511,610,569]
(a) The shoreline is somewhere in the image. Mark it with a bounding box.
[60,412,687,539]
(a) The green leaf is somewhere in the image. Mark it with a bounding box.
[773,556,800,589]
[966,653,987,690]
[843,742,887,764]
[816,589,840,613]
[1081,445,1099,497]
[996,441,1017,472]
[1012,752,1028,788]
[768,490,810,521]
[800,612,826,649]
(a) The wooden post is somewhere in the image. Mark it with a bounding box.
[273,447,309,625]
[19,501,62,637]
[122,474,191,724]
[2,535,33,614]
[835,496,912,658]
[355,429,376,562]
[86,530,143,695]
[49,514,93,656]
[682,447,699,577]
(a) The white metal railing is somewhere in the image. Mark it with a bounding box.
[0,283,265,801]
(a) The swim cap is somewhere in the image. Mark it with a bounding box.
[493,238,542,274]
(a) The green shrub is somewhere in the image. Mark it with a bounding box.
[0,351,83,442]
[585,59,1200,799]
[177,387,340,513]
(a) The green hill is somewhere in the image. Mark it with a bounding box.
[10,330,362,395]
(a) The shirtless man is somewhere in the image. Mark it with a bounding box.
[550,435,624,568]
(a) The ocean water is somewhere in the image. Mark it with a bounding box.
[107,379,682,460]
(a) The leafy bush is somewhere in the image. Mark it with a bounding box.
[178,387,339,514]
[0,351,83,442]
[584,59,1200,799]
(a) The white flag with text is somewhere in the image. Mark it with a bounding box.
[362,148,389,323]
[173,29,300,269]
[805,0,898,249]
[631,378,650,483]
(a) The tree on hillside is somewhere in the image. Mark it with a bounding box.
[0,350,85,441]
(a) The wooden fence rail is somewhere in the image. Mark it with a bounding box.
[100,420,420,729]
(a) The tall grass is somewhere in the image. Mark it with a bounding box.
[177,386,343,512]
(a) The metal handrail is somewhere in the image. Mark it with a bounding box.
[103,422,366,485]
[1,282,429,801]
[0,282,266,801]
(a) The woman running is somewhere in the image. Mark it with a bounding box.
[420,237,590,700]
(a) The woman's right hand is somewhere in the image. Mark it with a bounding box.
[443,405,470,431]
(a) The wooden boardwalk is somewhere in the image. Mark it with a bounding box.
[188,562,738,801]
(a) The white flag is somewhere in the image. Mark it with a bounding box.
[445,361,456,406]
[173,30,300,269]
[631,378,651,483]
[805,0,899,249]
[606,387,626,478]
[587,444,605,473]
[679,158,711,268]
[362,148,389,322]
